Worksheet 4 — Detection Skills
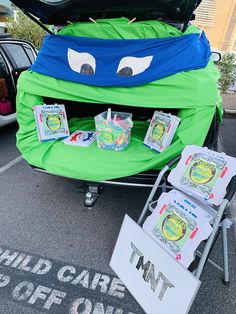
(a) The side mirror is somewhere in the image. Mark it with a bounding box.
[211,51,221,63]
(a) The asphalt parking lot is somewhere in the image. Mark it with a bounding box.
[0,116,236,314]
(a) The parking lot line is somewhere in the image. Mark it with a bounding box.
[0,156,23,175]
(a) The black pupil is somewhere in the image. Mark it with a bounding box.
[117,67,133,77]
[80,64,94,75]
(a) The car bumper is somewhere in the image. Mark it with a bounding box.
[0,113,16,128]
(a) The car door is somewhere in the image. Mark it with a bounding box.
[0,40,37,92]
[0,39,37,127]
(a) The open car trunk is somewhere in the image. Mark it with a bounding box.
[12,0,202,30]
[13,1,222,186]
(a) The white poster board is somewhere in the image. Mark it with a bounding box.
[110,215,201,314]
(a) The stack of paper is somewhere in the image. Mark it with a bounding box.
[143,189,214,267]
[34,104,69,141]
[168,145,236,205]
[144,111,180,152]
[63,130,96,147]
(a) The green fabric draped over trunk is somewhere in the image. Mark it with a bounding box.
[16,18,222,182]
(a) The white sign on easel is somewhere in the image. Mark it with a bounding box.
[110,215,201,314]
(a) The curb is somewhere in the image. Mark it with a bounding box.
[224,109,236,114]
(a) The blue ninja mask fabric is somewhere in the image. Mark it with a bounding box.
[31,32,211,87]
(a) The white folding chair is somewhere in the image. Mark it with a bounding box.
[138,155,236,284]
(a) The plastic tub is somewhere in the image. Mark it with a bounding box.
[95,110,133,151]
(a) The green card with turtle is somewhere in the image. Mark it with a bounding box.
[168,145,236,205]
[34,104,69,141]
[144,111,180,152]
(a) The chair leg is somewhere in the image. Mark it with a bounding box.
[138,165,169,225]
[222,219,229,284]
[195,199,229,279]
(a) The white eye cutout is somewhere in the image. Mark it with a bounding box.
[117,56,153,77]
[68,48,96,75]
